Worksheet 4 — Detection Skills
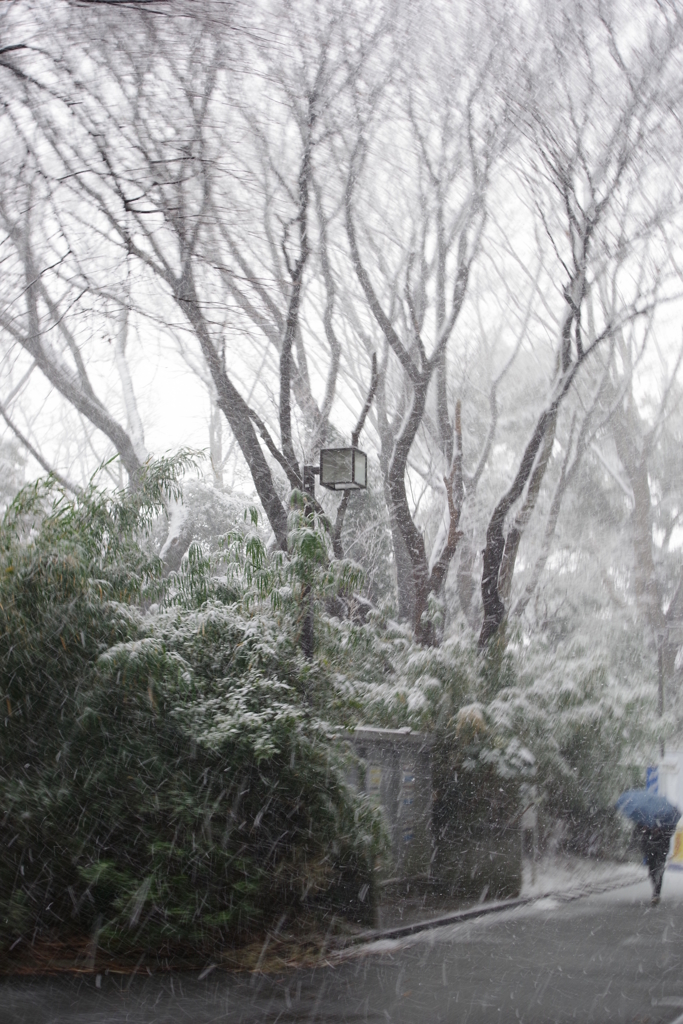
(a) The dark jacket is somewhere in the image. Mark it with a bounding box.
[637,824,674,867]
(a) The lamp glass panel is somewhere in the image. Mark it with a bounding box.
[354,451,367,488]
[321,448,353,487]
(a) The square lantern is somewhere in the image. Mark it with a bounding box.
[319,447,367,490]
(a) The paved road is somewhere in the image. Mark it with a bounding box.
[2,872,683,1023]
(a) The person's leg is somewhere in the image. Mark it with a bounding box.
[645,849,658,894]
[653,834,674,899]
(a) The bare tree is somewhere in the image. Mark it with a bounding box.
[478,0,683,648]
[607,329,683,724]
[341,0,511,642]
[0,2,149,485]
[9,0,393,552]
[0,172,148,483]
[3,0,683,667]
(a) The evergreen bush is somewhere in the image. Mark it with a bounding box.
[0,466,384,958]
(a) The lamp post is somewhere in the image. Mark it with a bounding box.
[302,446,368,497]
[319,446,367,491]
[299,446,368,660]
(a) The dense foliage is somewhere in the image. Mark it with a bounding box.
[486,650,642,855]
[0,460,661,959]
[318,601,658,857]
[0,467,383,957]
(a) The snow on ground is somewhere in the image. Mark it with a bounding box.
[338,856,655,961]
[521,853,646,898]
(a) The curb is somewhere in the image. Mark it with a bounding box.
[339,870,647,948]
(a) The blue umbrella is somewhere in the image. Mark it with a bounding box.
[615,789,681,830]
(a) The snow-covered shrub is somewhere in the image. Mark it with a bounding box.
[0,468,384,957]
[320,603,652,864]
[429,705,534,900]
[317,611,532,893]
[489,635,659,857]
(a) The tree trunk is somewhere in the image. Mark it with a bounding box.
[176,271,290,550]
[479,408,554,648]
[612,402,673,710]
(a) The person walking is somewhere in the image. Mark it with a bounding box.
[636,824,676,904]
[616,789,680,904]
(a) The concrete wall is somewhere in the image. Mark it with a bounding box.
[345,726,522,903]
[350,727,433,881]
